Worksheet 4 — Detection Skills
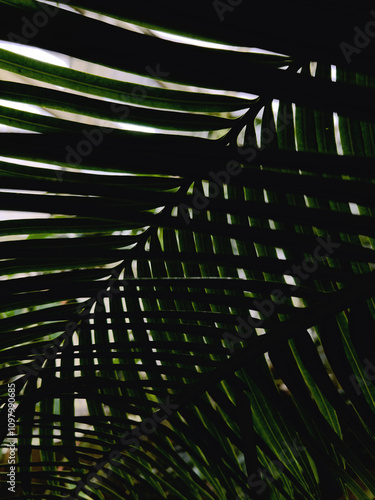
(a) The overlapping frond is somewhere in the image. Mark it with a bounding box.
[1,2,375,499]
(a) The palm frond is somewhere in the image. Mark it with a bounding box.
[1,2,375,499]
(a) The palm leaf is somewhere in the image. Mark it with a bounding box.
[1,2,375,499]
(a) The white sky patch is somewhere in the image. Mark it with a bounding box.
[0,40,70,67]
[0,98,55,116]
[349,202,360,215]
[333,112,343,155]
[276,248,286,260]
[331,65,337,82]
[283,273,297,287]
[0,210,50,220]
[0,123,40,133]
